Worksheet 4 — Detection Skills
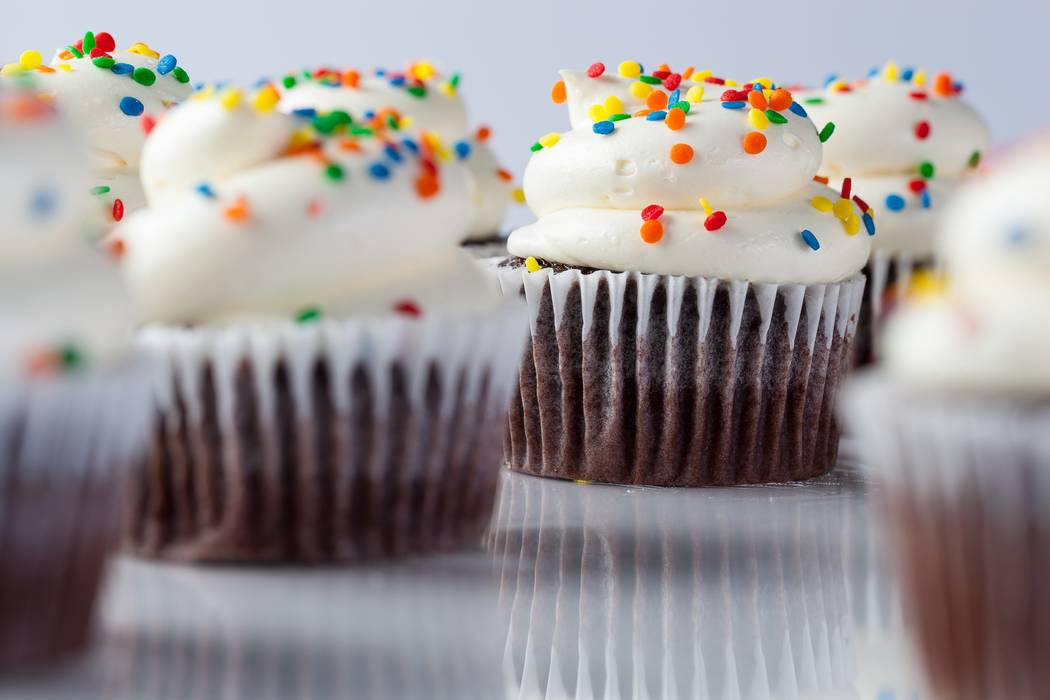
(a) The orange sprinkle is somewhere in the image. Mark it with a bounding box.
[768,88,793,111]
[2,94,50,122]
[475,125,491,142]
[669,143,693,164]
[338,137,361,152]
[682,66,695,80]
[665,107,686,131]
[640,219,664,243]
[224,196,250,222]
[812,175,830,185]
[106,238,125,260]
[933,72,953,97]
[416,173,440,198]
[747,91,767,111]
[342,69,360,88]
[656,63,671,73]
[646,90,668,111]
[24,350,58,377]
[742,132,767,155]
[36,66,55,74]
[551,80,567,104]
[633,108,652,118]
[58,50,73,60]
[496,168,513,182]
[307,198,323,217]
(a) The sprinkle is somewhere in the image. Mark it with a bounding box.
[701,210,725,231]
[512,187,525,203]
[669,143,693,164]
[415,172,440,198]
[141,113,156,135]
[668,89,681,104]
[768,89,793,112]
[119,96,144,116]
[539,132,561,148]
[646,90,668,111]
[132,67,156,87]
[641,204,664,221]
[665,107,685,130]
[496,168,513,182]
[252,84,281,112]
[19,50,42,69]
[788,102,807,117]
[813,175,830,185]
[196,182,215,198]
[454,140,471,159]
[476,125,492,142]
[92,56,115,69]
[721,101,746,110]
[586,62,605,78]
[646,110,667,121]
[742,132,767,154]
[82,32,96,54]
[638,75,662,85]
[843,214,861,235]
[604,95,624,114]
[94,32,115,53]
[618,61,642,78]
[663,73,682,91]
[593,120,615,135]
[587,104,608,122]
[969,150,981,168]
[551,80,567,104]
[810,196,834,212]
[685,85,704,102]
[670,100,690,113]
[640,219,664,243]
[914,120,931,140]
[324,163,345,181]
[921,189,932,208]
[172,67,190,84]
[112,198,124,222]
[764,109,787,125]
[90,185,111,196]
[630,81,654,99]
[530,141,543,152]
[885,194,906,211]
[219,88,242,110]
[224,196,250,221]
[803,97,825,105]
[748,108,769,130]
[909,91,928,101]
[699,197,713,216]
[106,238,125,260]
[919,161,935,179]
[609,113,631,121]
[748,90,767,111]
[282,75,298,89]
[394,300,423,317]
[883,61,899,82]
[800,229,820,250]
[908,179,926,193]
[852,194,870,211]
[369,162,391,179]
[111,62,134,75]
[157,54,177,75]
[932,72,953,97]
[840,177,852,199]
[863,212,876,236]
[525,256,542,272]
[296,307,322,323]
[832,198,853,221]
[818,122,835,143]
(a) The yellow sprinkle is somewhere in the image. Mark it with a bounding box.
[512,187,525,204]
[699,197,713,217]
[913,70,927,87]
[748,108,769,130]
[439,81,456,97]
[127,42,160,59]
[685,85,704,102]
[538,132,561,148]
[763,88,773,101]
[56,64,72,72]
[724,79,738,87]
[400,115,415,130]
[410,60,436,81]
[288,128,314,150]
[832,197,853,221]
[908,270,946,299]
[630,81,653,99]
[884,61,899,82]
[829,80,849,92]
[219,88,242,110]
[604,95,624,115]
[525,256,542,273]
[574,479,592,485]
[192,83,216,100]
[843,213,861,236]
[0,63,24,76]
[18,50,42,70]
[810,196,834,213]
[618,60,642,78]
[587,104,607,122]
[692,69,713,82]
[752,77,773,89]
[424,131,453,161]
[251,84,280,113]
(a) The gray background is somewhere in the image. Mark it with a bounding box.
[1,0,1039,228]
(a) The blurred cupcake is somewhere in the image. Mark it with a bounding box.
[1,31,193,226]
[278,61,517,259]
[799,62,989,365]
[500,62,871,485]
[843,140,1050,699]
[116,83,527,563]
[0,86,151,669]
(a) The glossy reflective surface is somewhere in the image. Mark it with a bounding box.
[0,457,926,700]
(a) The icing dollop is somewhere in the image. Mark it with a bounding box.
[0,86,132,376]
[508,65,872,283]
[800,63,989,256]
[883,139,1050,393]
[279,63,513,241]
[116,84,499,325]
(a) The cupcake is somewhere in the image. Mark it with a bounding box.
[278,62,517,258]
[799,62,989,365]
[0,86,151,669]
[500,63,872,485]
[842,141,1050,699]
[116,83,527,563]
[1,31,193,225]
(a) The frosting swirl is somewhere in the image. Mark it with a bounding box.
[799,63,989,256]
[883,140,1050,393]
[508,64,872,283]
[0,86,132,376]
[116,84,498,325]
[279,63,513,241]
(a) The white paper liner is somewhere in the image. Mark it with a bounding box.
[125,301,529,562]
[0,359,153,669]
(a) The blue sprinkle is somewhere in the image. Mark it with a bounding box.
[389,76,406,87]
[252,76,271,88]
[375,68,386,77]
[192,82,207,91]
[788,101,807,118]
[721,101,746,109]
[921,189,931,209]
[867,66,880,78]
[384,144,404,163]
[823,73,839,87]
[119,96,144,116]
[156,54,177,75]
[646,110,667,121]
[111,62,134,75]
[196,182,215,198]
[901,67,915,81]
[369,162,391,180]
[800,229,820,251]
[401,138,419,154]
[29,186,57,218]
[885,194,906,211]
[863,212,876,236]
[668,89,681,104]
[363,110,376,120]
[953,81,964,93]
[292,108,317,119]
[592,120,615,135]
[454,140,471,159]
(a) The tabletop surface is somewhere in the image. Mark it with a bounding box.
[0,451,926,700]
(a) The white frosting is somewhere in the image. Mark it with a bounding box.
[800,67,989,256]
[0,88,132,376]
[883,145,1050,393]
[118,88,500,325]
[279,66,512,240]
[508,68,872,283]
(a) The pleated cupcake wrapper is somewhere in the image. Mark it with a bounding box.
[495,267,866,485]
[487,471,855,699]
[0,360,153,670]
[125,301,528,564]
[854,250,934,367]
[843,376,1050,700]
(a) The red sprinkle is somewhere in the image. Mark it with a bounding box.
[89,47,110,59]
[852,195,870,212]
[908,179,927,193]
[141,113,156,135]
[393,300,422,318]
[586,62,605,78]
[662,73,682,90]
[704,211,727,231]
[106,237,125,260]
[307,198,323,217]
[915,120,931,140]
[652,70,670,79]
[640,204,664,221]
[475,125,491,142]
[112,198,124,222]
[909,91,928,101]
[94,32,116,53]
[704,76,726,85]
[721,89,748,102]
[840,177,852,199]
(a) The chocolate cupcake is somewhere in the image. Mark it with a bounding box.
[278,62,518,260]
[114,84,527,563]
[843,142,1050,699]
[0,87,151,669]
[799,62,989,366]
[499,62,872,486]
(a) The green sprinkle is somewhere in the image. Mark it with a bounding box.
[671,100,690,113]
[282,74,297,89]
[919,161,935,179]
[324,163,344,181]
[312,113,345,134]
[818,121,835,143]
[406,85,426,98]
[296,307,322,323]
[132,67,156,86]
[349,125,374,137]
[90,185,111,196]
[969,150,982,168]
[530,141,543,152]
[609,113,631,121]
[803,96,825,105]
[448,72,460,88]
[92,56,115,69]
[66,45,83,59]
[58,342,83,371]
[172,67,189,84]
[386,114,399,130]
[766,109,788,124]
[638,75,662,85]
[82,31,95,54]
